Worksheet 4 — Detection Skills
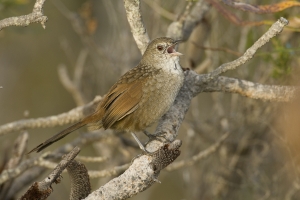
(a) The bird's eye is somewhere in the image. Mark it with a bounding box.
[157,45,164,51]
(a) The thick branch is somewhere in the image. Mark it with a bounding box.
[202,76,298,102]
[0,0,48,30]
[85,140,181,200]
[85,156,154,200]
[123,0,150,54]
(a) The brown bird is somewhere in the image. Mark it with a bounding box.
[29,37,184,153]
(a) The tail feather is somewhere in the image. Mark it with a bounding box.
[28,113,100,153]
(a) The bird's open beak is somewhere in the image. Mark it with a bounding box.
[167,40,183,57]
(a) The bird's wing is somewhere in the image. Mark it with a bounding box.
[98,65,162,129]
[101,80,142,129]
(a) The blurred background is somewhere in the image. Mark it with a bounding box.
[1,0,300,199]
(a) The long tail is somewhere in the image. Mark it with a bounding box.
[28,114,99,153]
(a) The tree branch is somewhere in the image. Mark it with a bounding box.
[0,96,102,136]
[0,131,112,187]
[167,0,210,40]
[85,140,182,200]
[0,131,28,200]
[58,64,86,106]
[20,147,81,199]
[0,152,51,185]
[123,0,150,54]
[202,76,298,102]
[0,0,48,31]
[167,132,229,171]
[208,17,289,79]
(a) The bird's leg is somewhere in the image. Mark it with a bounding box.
[130,132,150,154]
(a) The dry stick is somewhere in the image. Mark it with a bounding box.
[0,0,48,30]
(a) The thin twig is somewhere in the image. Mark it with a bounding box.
[76,155,108,163]
[0,152,51,185]
[0,131,28,199]
[191,42,242,56]
[208,17,289,79]
[0,131,112,185]
[74,49,89,88]
[143,0,176,21]
[166,133,229,171]
[0,96,102,136]
[88,164,130,179]
[167,0,210,40]
[58,64,86,106]
[0,0,48,30]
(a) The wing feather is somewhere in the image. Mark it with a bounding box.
[102,81,142,129]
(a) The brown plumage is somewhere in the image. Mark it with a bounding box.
[28,37,184,153]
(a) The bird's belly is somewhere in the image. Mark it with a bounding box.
[113,72,184,132]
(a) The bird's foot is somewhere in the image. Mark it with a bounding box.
[143,130,169,145]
